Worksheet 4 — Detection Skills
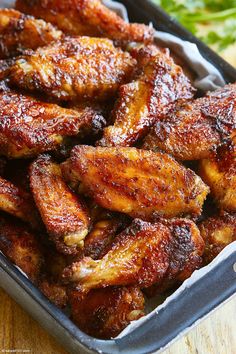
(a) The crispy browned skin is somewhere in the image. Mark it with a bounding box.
[62,146,209,219]
[199,212,236,264]
[0,9,62,59]
[144,83,236,160]
[145,218,205,296]
[30,155,90,255]
[63,218,204,292]
[38,278,68,308]
[84,215,128,259]
[9,37,136,102]
[0,90,106,158]
[69,286,145,339]
[0,216,44,282]
[98,49,195,147]
[0,176,40,228]
[198,140,236,211]
[16,0,153,44]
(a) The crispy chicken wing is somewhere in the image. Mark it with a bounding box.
[62,146,209,219]
[0,215,44,282]
[0,90,106,159]
[30,155,90,255]
[143,83,236,160]
[0,176,40,228]
[69,286,145,339]
[16,0,153,44]
[199,212,236,264]
[9,37,136,102]
[63,218,204,293]
[198,140,236,211]
[0,9,62,59]
[98,49,195,147]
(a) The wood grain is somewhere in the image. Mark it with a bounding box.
[0,287,235,354]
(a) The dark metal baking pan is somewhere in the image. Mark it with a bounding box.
[0,1,236,353]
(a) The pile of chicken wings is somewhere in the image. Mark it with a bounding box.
[0,0,235,339]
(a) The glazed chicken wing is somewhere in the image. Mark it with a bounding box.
[30,155,90,255]
[98,49,195,147]
[9,37,136,102]
[0,9,62,59]
[143,83,236,160]
[0,176,40,228]
[0,215,44,282]
[69,286,145,339]
[16,0,153,44]
[61,146,209,219]
[0,90,106,159]
[63,218,204,292]
[38,278,68,308]
[198,139,236,211]
[199,212,236,264]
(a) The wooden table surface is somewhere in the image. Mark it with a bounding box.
[0,286,235,354]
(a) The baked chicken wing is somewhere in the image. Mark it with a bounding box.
[38,278,68,308]
[61,146,209,219]
[15,0,154,44]
[9,37,136,102]
[143,83,236,160]
[0,176,39,228]
[0,215,44,282]
[0,90,106,159]
[30,155,90,255]
[98,49,195,147]
[199,212,236,264]
[69,286,145,339]
[63,218,204,292]
[198,139,236,211]
[0,9,62,59]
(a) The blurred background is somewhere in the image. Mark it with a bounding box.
[152,0,236,67]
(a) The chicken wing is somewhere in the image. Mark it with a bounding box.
[143,83,236,160]
[0,176,40,228]
[199,212,236,264]
[30,155,90,255]
[98,49,195,147]
[0,215,44,282]
[69,286,145,339]
[9,37,136,102]
[198,139,236,211]
[61,146,209,219]
[0,90,106,159]
[15,0,153,44]
[63,218,204,293]
[0,9,63,59]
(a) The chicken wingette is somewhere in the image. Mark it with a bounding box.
[0,215,44,282]
[198,139,236,211]
[199,212,236,264]
[98,49,195,147]
[0,90,106,159]
[30,155,90,255]
[63,218,204,292]
[143,83,236,160]
[0,9,63,59]
[15,0,153,44]
[61,146,209,219]
[69,286,145,339]
[0,176,40,228]
[9,37,136,102]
